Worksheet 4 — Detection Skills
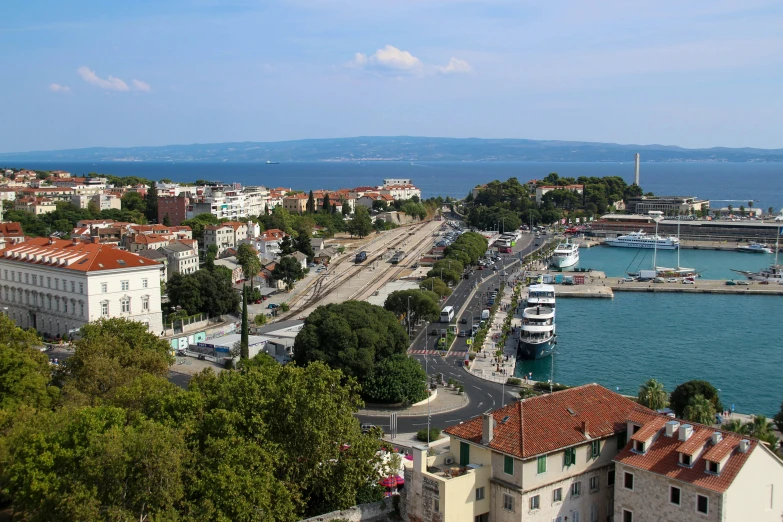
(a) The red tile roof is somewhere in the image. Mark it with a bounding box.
[444,384,654,459]
[615,417,759,493]
[0,237,159,272]
[0,222,24,236]
[631,416,668,442]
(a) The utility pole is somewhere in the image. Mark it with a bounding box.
[407,295,412,340]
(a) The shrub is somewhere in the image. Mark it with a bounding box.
[506,377,521,386]
[279,302,290,312]
[416,427,442,442]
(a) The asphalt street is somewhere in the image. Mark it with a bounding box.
[357,228,552,433]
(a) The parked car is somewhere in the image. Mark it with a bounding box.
[667,278,677,283]
[267,303,280,309]
[682,279,695,284]
[737,280,750,285]
[460,318,467,324]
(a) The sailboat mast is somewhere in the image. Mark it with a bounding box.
[677,216,681,270]
[653,219,658,270]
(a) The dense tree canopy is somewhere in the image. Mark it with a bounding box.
[167,269,240,317]
[272,256,305,290]
[384,289,441,326]
[669,380,723,418]
[294,301,408,380]
[362,355,427,404]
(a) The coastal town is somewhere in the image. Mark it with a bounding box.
[0,162,781,521]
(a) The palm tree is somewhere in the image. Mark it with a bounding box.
[747,414,775,439]
[722,418,747,434]
[638,378,668,410]
[683,394,716,425]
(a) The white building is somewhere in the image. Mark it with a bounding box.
[379,179,422,200]
[203,221,249,256]
[535,184,585,205]
[186,186,267,221]
[0,237,164,338]
[159,241,199,279]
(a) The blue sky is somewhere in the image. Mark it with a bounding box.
[2,0,782,152]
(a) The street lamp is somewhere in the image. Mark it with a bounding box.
[407,295,412,340]
[425,324,431,447]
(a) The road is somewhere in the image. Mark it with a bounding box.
[357,228,552,433]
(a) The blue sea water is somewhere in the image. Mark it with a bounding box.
[516,293,783,417]
[14,161,783,212]
[576,245,778,281]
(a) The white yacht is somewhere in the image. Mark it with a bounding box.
[736,243,773,254]
[605,230,679,250]
[518,306,556,360]
[551,240,579,268]
[526,284,556,320]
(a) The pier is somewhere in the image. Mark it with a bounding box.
[524,269,783,298]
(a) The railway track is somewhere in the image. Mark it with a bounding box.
[277,220,438,320]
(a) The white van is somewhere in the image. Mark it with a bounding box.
[481,309,490,321]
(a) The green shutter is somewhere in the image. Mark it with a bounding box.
[564,449,571,467]
[460,441,470,466]
[504,455,514,475]
[593,440,601,458]
[537,455,547,474]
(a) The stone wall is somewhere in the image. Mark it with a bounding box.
[299,498,396,522]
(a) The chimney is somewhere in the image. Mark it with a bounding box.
[482,413,494,445]
[711,432,723,445]
[739,440,751,453]
[582,420,590,437]
[634,153,640,186]
[72,237,78,245]
[48,236,55,245]
[679,424,693,442]
[665,421,680,437]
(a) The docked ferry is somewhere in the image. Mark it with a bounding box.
[605,231,679,250]
[518,305,556,360]
[551,240,579,268]
[526,284,556,314]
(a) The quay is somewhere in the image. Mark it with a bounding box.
[522,269,783,298]
[576,237,781,252]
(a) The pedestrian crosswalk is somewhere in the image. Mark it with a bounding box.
[408,350,466,357]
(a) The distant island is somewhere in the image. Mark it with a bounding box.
[3,136,783,163]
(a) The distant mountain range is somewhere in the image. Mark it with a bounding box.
[3,136,783,163]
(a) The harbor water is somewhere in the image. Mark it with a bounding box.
[515,292,783,417]
[575,245,779,281]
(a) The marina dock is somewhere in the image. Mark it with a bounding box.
[576,237,781,252]
[524,269,783,298]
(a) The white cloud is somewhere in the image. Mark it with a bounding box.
[132,79,152,92]
[347,45,471,76]
[436,57,472,74]
[347,45,423,73]
[77,66,129,91]
[48,83,70,93]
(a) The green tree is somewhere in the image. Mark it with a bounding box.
[272,256,305,291]
[143,181,158,222]
[341,202,350,216]
[682,394,716,425]
[293,301,409,380]
[670,380,722,418]
[322,193,331,212]
[279,234,295,255]
[62,318,173,406]
[0,316,58,412]
[348,206,373,238]
[384,289,441,326]
[240,286,249,360]
[294,224,315,260]
[236,243,262,291]
[722,418,746,434]
[419,277,451,297]
[121,191,146,213]
[307,190,316,214]
[637,378,668,410]
[362,355,427,404]
[162,213,171,226]
[372,199,387,212]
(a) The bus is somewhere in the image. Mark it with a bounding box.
[440,306,455,323]
[355,251,367,263]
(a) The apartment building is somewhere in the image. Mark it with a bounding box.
[158,195,190,226]
[379,178,422,200]
[357,192,395,209]
[0,237,163,337]
[0,223,26,249]
[158,241,199,279]
[126,234,170,253]
[626,196,709,216]
[203,221,248,255]
[70,193,121,211]
[614,415,783,522]
[14,197,57,215]
[404,384,655,522]
[19,187,74,202]
[186,187,266,221]
[282,193,308,214]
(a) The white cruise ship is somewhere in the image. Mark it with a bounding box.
[551,240,579,268]
[605,230,679,250]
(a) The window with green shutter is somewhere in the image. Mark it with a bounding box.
[504,455,514,475]
[564,447,576,467]
[537,455,547,474]
[591,440,601,459]
[460,441,470,466]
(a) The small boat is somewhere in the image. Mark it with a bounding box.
[551,239,579,268]
[517,305,556,360]
[736,243,773,254]
[266,160,279,165]
[732,230,782,282]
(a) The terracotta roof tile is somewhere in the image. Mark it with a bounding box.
[615,418,757,493]
[631,416,668,442]
[444,384,654,459]
[0,237,159,272]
